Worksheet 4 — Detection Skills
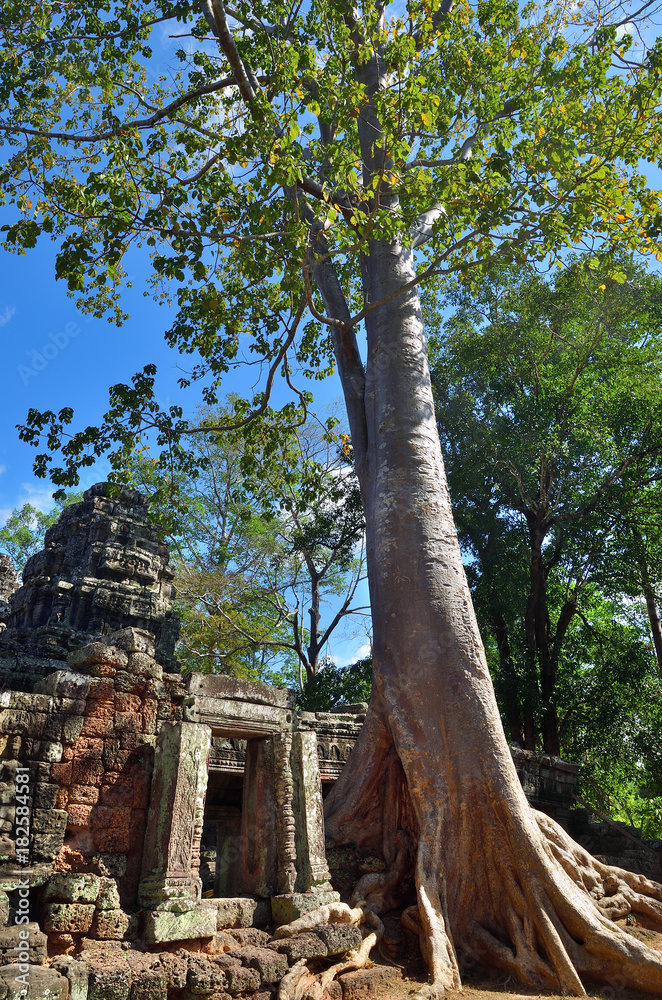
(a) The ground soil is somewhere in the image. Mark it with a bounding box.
[369,920,662,1000]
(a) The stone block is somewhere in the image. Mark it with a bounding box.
[44,902,96,934]
[68,643,129,674]
[156,951,189,990]
[62,715,85,743]
[205,898,262,930]
[323,983,342,1000]
[0,923,47,965]
[44,873,101,903]
[90,909,131,941]
[338,967,400,1000]
[92,909,131,940]
[214,956,260,996]
[130,967,168,999]
[87,956,132,1000]
[127,653,162,680]
[34,671,91,700]
[109,629,156,658]
[270,890,340,926]
[91,855,127,879]
[315,924,363,955]
[96,877,121,911]
[70,784,100,805]
[0,964,68,999]
[187,955,229,994]
[143,905,217,944]
[268,933,328,962]
[227,946,288,984]
[33,782,58,809]
[68,802,94,827]
[51,958,89,1000]
[99,781,134,808]
[225,928,270,948]
[91,807,132,853]
[0,894,8,929]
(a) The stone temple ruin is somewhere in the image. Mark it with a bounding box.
[0,483,656,999]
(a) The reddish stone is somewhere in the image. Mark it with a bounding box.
[115,711,143,733]
[80,715,114,737]
[55,788,69,810]
[91,807,132,853]
[44,902,95,934]
[132,772,152,807]
[67,803,93,828]
[142,699,158,735]
[73,737,105,754]
[69,784,100,805]
[115,693,141,713]
[99,781,134,808]
[72,757,105,786]
[47,932,77,956]
[51,761,73,785]
[62,745,75,761]
[85,678,115,700]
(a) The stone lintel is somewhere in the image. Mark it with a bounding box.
[187,673,295,710]
[184,695,293,737]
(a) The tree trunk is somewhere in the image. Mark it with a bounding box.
[632,524,662,682]
[492,611,525,746]
[323,239,662,996]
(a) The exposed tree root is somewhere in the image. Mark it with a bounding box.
[275,901,383,1000]
[324,696,662,997]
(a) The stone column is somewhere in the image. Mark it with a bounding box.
[138,722,217,943]
[270,730,339,925]
[237,738,278,898]
[291,730,334,891]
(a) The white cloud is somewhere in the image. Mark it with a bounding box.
[0,306,15,328]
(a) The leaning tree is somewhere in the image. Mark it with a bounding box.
[5,0,662,992]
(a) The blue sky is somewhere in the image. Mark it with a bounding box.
[0,233,370,666]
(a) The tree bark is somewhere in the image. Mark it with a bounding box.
[632,524,662,682]
[323,239,662,996]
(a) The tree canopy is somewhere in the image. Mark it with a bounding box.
[427,255,662,754]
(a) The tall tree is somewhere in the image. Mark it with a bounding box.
[426,257,662,754]
[5,0,662,992]
[130,410,366,684]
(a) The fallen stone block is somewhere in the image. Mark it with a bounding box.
[0,964,68,999]
[87,955,132,1000]
[143,905,216,945]
[227,946,288,984]
[225,928,270,948]
[268,933,328,962]
[51,958,89,1000]
[0,923,47,965]
[129,967,167,999]
[270,890,340,926]
[315,924,363,956]
[214,957,260,996]
[187,954,229,994]
[338,966,401,1000]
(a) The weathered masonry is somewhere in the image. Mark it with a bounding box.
[0,482,624,998]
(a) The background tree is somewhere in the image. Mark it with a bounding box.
[129,408,367,685]
[427,257,662,755]
[5,0,662,992]
[0,493,83,571]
